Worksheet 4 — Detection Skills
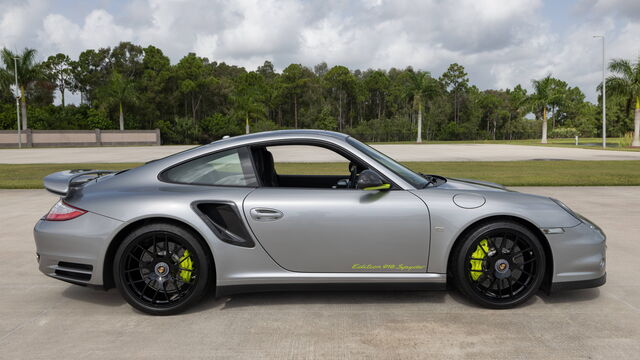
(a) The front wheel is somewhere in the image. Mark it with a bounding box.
[114,223,211,315]
[451,221,545,309]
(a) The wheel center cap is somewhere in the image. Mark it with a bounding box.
[494,259,511,279]
[154,262,170,277]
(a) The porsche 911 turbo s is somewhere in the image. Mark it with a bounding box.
[34,130,606,315]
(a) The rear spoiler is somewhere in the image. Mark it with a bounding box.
[43,169,117,196]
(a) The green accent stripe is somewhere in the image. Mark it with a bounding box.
[363,183,391,191]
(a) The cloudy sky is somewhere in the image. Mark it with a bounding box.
[1,0,639,103]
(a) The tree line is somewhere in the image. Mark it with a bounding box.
[0,41,638,145]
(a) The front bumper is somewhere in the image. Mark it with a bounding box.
[550,273,606,292]
[548,220,606,290]
[34,212,123,286]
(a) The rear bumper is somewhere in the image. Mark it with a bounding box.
[34,212,122,286]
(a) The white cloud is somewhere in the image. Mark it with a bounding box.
[192,0,309,68]
[0,0,49,50]
[39,9,134,57]
[0,0,639,103]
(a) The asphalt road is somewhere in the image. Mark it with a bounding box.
[2,143,640,163]
[1,187,639,359]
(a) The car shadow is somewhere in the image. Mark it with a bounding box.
[62,286,125,307]
[537,288,601,304]
[59,285,602,314]
[211,290,448,311]
[442,288,538,309]
[60,286,448,314]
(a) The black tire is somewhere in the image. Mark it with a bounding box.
[451,221,545,309]
[114,223,211,315]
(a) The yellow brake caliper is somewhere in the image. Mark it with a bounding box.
[179,250,193,283]
[469,239,489,281]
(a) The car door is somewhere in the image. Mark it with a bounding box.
[244,188,429,273]
[242,144,431,273]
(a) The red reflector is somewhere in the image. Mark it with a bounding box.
[45,200,87,221]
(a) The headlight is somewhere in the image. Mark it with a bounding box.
[550,198,605,238]
[550,198,582,223]
[577,213,605,238]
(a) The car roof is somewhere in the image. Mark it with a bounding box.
[126,129,415,190]
[146,130,350,167]
[211,129,349,145]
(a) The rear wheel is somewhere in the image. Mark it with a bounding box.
[452,221,545,309]
[114,223,210,315]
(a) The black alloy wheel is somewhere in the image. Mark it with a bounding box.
[114,223,210,315]
[452,221,545,309]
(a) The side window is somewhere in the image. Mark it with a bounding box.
[163,147,257,187]
[268,145,351,176]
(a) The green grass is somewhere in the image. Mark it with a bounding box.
[3,160,639,189]
[370,137,640,151]
[276,161,640,186]
[398,160,640,186]
[0,163,141,189]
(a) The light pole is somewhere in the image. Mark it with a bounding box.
[593,35,606,149]
[13,57,21,149]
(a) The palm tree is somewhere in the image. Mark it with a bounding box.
[530,75,554,143]
[98,72,137,130]
[0,48,43,130]
[408,72,427,143]
[604,57,640,146]
[408,71,439,143]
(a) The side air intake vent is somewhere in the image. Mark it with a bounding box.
[193,202,255,247]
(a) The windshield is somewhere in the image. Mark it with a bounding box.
[347,137,429,189]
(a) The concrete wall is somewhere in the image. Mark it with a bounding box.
[0,129,161,148]
[0,132,27,145]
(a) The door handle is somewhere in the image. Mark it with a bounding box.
[250,208,284,221]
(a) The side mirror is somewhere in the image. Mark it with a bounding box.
[356,170,391,191]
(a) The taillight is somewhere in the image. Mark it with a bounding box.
[45,200,87,221]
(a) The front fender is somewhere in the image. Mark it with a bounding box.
[411,189,579,274]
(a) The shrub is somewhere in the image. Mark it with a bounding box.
[347,116,414,142]
[86,108,114,129]
[0,103,16,129]
[314,106,337,131]
[439,122,467,140]
[158,117,201,145]
[251,119,281,133]
[619,132,634,148]
[200,113,243,142]
[549,127,578,138]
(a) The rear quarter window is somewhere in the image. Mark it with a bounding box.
[162,147,257,187]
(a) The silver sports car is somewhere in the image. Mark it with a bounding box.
[34,130,606,315]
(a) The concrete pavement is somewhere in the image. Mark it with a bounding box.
[2,143,640,163]
[0,187,638,358]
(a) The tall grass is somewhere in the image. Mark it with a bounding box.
[619,132,634,148]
